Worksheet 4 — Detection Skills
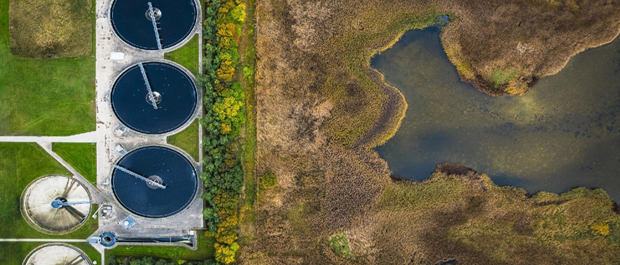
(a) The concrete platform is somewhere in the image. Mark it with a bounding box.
[93,0,203,251]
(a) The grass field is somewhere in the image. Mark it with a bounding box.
[165,34,199,76]
[167,119,200,162]
[0,143,98,240]
[105,233,215,263]
[52,143,97,184]
[0,0,95,136]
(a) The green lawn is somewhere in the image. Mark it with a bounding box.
[165,34,199,76]
[52,142,97,184]
[0,242,101,265]
[0,143,98,240]
[167,119,200,162]
[105,232,215,263]
[0,0,95,136]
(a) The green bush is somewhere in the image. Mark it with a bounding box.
[260,173,277,189]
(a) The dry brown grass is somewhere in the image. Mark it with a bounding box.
[9,0,92,59]
[245,0,620,263]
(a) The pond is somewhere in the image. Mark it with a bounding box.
[372,26,620,201]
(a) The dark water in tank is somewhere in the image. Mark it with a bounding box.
[112,146,197,218]
[111,0,197,50]
[111,62,197,134]
[372,26,620,201]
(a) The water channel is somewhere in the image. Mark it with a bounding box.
[373,26,620,201]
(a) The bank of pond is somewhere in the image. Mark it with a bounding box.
[373,26,620,202]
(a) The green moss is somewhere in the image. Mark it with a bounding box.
[167,119,200,162]
[52,143,97,184]
[165,34,200,76]
[0,143,97,239]
[0,0,95,136]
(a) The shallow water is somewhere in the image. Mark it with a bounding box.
[372,26,620,201]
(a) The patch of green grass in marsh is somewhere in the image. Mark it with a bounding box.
[52,143,97,184]
[105,232,215,263]
[167,119,200,162]
[328,233,353,259]
[0,143,98,239]
[488,69,517,87]
[0,0,96,136]
[165,34,200,76]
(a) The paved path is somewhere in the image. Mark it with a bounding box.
[0,239,87,242]
[0,131,96,143]
[37,142,111,205]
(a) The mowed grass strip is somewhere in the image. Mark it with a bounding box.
[0,143,98,239]
[0,0,95,136]
[52,142,97,184]
[167,119,200,162]
[165,34,199,76]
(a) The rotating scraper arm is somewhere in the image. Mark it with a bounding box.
[148,2,163,50]
[113,164,167,189]
[138,62,159,110]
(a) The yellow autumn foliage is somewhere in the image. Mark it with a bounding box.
[591,223,611,236]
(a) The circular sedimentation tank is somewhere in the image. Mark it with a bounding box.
[112,146,198,218]
[23,243,91,265]
[110,0,198,50]
[21,176,92,235]
[111,62,198,134]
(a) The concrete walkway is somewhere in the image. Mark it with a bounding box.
[37,142,111,205]
[0,131,97,143]
[0,239,88,242]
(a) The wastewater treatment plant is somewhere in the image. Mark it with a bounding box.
[2,0,620,264]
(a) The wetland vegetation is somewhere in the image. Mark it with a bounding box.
[244,0,620,263]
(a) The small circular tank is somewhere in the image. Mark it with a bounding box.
[23,243,91,265]
[21,176,92,235]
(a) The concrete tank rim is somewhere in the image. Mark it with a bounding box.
[109,144,199,218]
[107,0,201,52]
[109,60,199,135]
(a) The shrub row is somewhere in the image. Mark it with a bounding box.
[200,0,246,264]
[109,257,215,265]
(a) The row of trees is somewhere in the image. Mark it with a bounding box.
[200,0,247,263]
